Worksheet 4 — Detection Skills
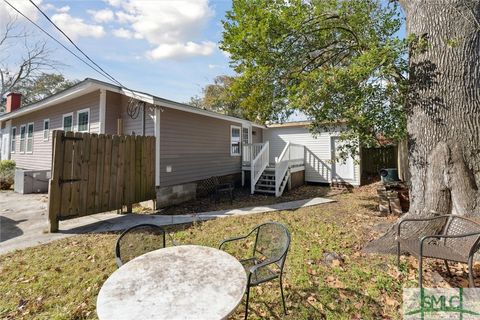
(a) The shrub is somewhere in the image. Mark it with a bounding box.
[0,160,16,190]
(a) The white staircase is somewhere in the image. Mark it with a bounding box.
[248,142,304,197]
[254,165,290,195]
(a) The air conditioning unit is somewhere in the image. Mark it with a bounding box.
[14,169,51,194]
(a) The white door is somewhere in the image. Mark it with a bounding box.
[331,137,354,181]
[0,125,10,160]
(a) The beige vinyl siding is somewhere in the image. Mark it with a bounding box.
[263,125,361,185]
[159,108,242,187]
[105,91,121,134]
[119,94,155,136]
[10,91,100,170]
[252,127,263,144]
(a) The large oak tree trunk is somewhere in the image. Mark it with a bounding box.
[366,0,480,253]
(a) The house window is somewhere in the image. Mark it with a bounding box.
[63,113,73,132]
[43,119,50,141]
[77,108,90,132]
[19,125,26,153]
[231,125,241,156]
[10,127,16,153]
[26,123,34,153]
[242,127,250,145]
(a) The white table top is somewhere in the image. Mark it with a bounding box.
[97,245,247,320]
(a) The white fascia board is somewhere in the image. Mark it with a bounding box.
[152,97,265,128]
[0,82,99,121]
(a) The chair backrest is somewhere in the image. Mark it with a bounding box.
[253,222,291,268]
[443,216,480,256]
[115,224,167,268]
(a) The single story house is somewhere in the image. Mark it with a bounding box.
[0,78,373,207]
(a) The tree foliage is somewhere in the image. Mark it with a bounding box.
[189,75,247,119]
[221,0,408,150]
[16,73,78,105]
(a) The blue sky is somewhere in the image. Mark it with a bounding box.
[0,0,405,103]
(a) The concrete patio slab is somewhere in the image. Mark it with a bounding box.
[0,192,334,255]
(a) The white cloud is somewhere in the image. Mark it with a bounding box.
[108,0,216,60]
[88,9,114,23]
[104,0,123,7]
[112,27,133,39]
[56,6,70,13]
[147,41,216,60]
[51,13,106,40]
[0,0,41,25]
[115,11,136,24]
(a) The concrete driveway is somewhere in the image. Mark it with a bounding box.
[0,190,334,255]
[0,191,49,244]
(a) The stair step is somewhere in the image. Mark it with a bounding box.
[255,188,276,194]
[257,183,275,188]
[258,178,275,182]
[261,172,275,177]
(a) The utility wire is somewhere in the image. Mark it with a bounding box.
[27,0,145,119]
[28,0,124,88]
[3,0,114,83]
[4,0,144,120]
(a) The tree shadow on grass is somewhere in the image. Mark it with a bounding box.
[238,284,384,319]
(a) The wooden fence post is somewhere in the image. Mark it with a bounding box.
[48,131,65,232]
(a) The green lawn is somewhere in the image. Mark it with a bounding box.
[1,187,417,319]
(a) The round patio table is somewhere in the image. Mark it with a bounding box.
[96,245,247,320]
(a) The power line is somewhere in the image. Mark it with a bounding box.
[26,0,145,119]
[4,0,144,120]
[28,0,124,88]
[2,0,115,84]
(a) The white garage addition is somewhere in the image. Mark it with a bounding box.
[263,122,360,185]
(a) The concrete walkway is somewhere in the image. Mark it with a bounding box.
[0,194,333,255]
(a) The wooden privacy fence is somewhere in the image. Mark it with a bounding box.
[360,145,397,182]
[48,130,156,232]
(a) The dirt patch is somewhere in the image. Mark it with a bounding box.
[156,184,342,215]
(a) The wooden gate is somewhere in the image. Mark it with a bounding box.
[48,130,156,232]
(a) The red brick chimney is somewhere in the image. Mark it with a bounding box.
[6,93,21,113]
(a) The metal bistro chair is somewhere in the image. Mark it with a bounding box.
[219,222,291,319]
[213,176,234,205]
[397,214,480,289]
[115,224,177,268]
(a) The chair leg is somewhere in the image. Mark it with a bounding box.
[418,255,423,290]
[468,256,475,288]
[444,260,452,277]
[397,242,401,269]
[244,285,251,320]
[280,275,287,315]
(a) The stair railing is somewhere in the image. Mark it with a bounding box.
[289,143,305,167]
[242,143,264,166]
[251,141,269,194]
[275,142,291,197]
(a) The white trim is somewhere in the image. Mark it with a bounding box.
[19,124,26,154]
[154,97,264,128]
[154,107,161,187]
[10,125,16,154]
[0,81,98,121]
[62,112,74,132]
[99,89,106,134]
[76,108,90,132]
[0,78,265,130]
[43,119,50,141]
[230,125,241,156]
[26,122,34,154]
